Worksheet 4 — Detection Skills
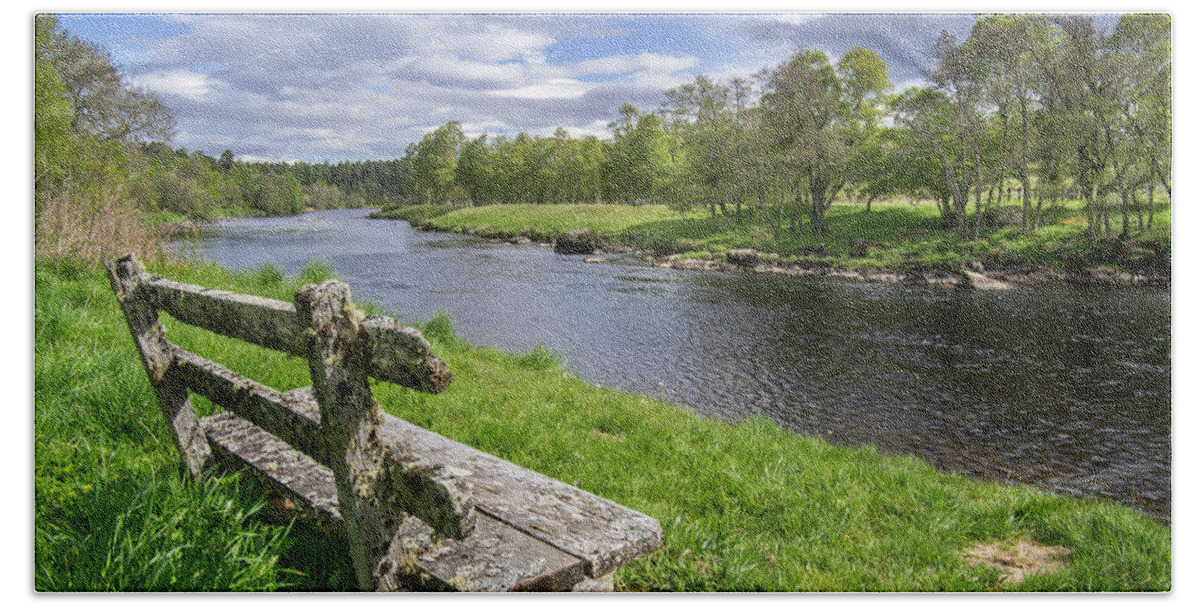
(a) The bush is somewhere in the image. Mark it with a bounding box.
[251,173,304,216]
[153,172,211,218]
[302,183,347,210]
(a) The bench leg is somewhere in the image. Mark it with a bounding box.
[107,255,212,477]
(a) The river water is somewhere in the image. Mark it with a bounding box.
[174,209,1171,521]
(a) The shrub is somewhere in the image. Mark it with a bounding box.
[153,172,211,218]
[251,173,304,216]
[35,185,162,268]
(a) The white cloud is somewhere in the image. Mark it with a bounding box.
[130,70,215,102]
[491,78,593,100]
[83,13,966,162]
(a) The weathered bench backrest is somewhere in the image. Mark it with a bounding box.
[105,254,473,590]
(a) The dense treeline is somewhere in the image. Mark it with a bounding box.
[403,14,1169,241]
[252,158,409,206]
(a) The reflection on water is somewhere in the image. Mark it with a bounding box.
[174,209,1171,521]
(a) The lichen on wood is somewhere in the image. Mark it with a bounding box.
[105,254,211,476]
[294,280,474,591]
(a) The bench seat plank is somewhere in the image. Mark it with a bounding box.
[200,412,592,591]
[377,412,662,577]
[282,387,661,577]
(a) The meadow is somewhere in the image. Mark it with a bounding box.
[35,257,1170,591]
[371,200,1170,276]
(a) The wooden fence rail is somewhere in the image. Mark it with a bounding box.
[105,255,660,592]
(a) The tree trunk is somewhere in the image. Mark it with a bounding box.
[1120,187,1130,238]
[1147,183,1155,230]
[1102,189,1112,237]
[1020,168,1032,234]
[788,191,802,233]
[809,187,826,238]
[972,181,982,241]
[772,193,785,240]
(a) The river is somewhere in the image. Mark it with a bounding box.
[173,208,1171,521]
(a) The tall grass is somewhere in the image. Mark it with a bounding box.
[35,259,1170,591]
[35,186,163,269]
[34,259,351,591]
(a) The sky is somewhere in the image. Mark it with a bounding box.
[54,11,1120,164]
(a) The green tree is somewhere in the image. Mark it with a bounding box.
[968,14,1056,232]
[837,47,892,216]
[251,171,304,216]
[664,75,740,228]
[761,48,888,237]
[219,149,235,172]
[407,122,465,203]
[455,135,495,204]
[34,15,74,205]
[1041,15,1114,237]
[1108,13,1171,232]
[603,104,671,203]
[45,19,173,142]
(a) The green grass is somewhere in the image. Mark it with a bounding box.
[372,200,1170,276]
[35,258,1170,591]
[150,210,188,226]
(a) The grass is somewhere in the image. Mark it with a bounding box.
[35,258,1170,591]
[372,199,1171,276]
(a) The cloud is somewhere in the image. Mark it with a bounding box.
[491,79,593,100]
[129,70,214,101]
[103,13,729,161]
[68,12,1115,163]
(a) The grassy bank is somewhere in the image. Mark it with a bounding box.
[35,259,1169,591]
[370,201,1170,277]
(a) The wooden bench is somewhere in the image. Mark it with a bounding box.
[105,255,661,591]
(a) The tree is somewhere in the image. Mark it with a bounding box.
[602,104,671,203]
[837,47,892,215]
[894,86,972,233]
[406,122,465,203]
[44,18,174,143]
[761,47,888,237]
[1108,13,1171,231]
[455,135,494,204]
[1040,15,1115,237]
[663,75,739,228]
[219,149,235,172]
[969,14,1056,232]
[34,15,74,204]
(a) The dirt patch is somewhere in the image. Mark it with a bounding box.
[961,538,1072,585]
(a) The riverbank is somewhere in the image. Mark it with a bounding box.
[369,202,1171,288]
[36,258,1169,591]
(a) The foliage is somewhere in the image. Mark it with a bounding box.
[383,14,1167,250]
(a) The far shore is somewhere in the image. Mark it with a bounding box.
[368,203,1171,289]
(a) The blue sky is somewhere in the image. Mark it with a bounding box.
[54,12,1117,163]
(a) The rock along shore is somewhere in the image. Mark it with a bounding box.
[400,220,1169,289]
